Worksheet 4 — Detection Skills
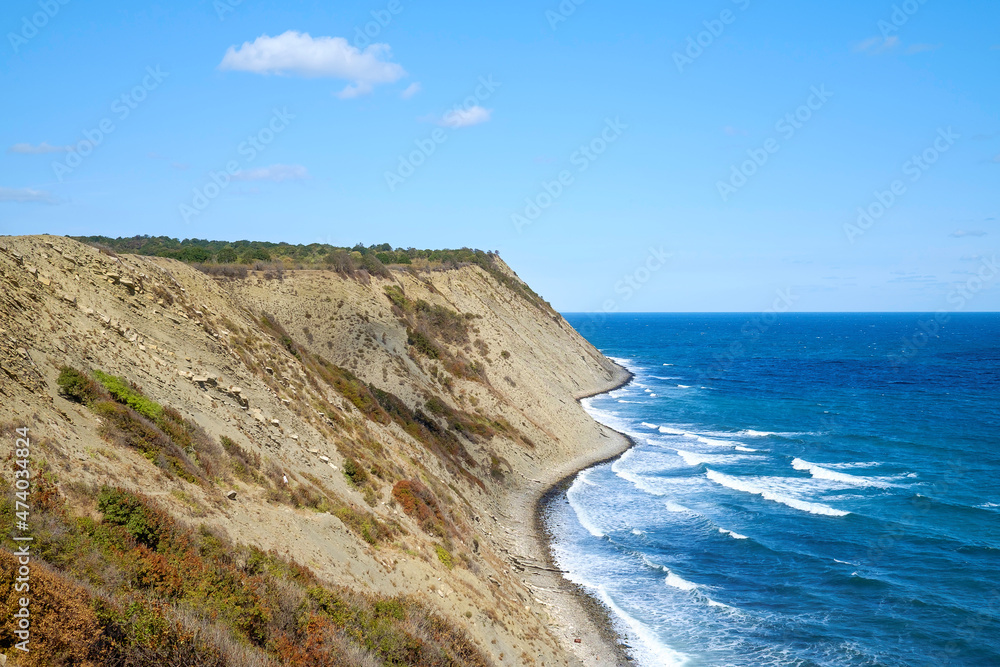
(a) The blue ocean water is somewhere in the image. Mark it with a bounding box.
[549,313,1000,667]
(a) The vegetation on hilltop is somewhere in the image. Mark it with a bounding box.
[74,235,489,272]
[71,235,551,310]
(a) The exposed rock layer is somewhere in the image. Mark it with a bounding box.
[0,235,631,666]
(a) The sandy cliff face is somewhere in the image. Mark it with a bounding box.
[0,236,629,666]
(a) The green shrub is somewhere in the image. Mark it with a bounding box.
[56,366,102,403]
[97,486,162,549]
[93,370,163,421]
[435,545,454,569]
[384,285,409,310]
[220,435,262,483]
[64,367,217,483]
[215,247,238,263]
[413,300,469,345]
[406,328,440,359]
[331,506,397,545]
[342,458,369,488]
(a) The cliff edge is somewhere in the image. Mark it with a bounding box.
[0,236,631,666]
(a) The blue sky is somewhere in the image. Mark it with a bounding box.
[1,0,998,312]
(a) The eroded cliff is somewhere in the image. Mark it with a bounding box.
[0,236,629,666]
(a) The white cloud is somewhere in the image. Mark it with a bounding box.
[233,164,309,182]
[854,36,899,54]
[950,230,988,238]
[906,43,941,55]
[400,82,422,99]
[723,125,748,137]
[219,30,406,98]
[8,142,70,154]
[992,45,1000,51]
[0,187,61,204]
[336,82,373,99]
[439,105,492,128]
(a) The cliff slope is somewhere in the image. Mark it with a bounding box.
[0,235,630,666]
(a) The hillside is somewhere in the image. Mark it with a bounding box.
[0,235,631,666]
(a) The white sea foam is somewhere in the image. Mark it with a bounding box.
[594,586,690,667]
[642,422,659,429]
[651,376,682,380]
[665,570,699,591]
[735,446,758,452]
[736,429,778,437]
[616,470,666,497]
[607,356,636,370]
[566,495,606,537]
[566,475,606,537]
[649,393,658,398]
[581,399,636,435]
[697,436,732,447]
[666,501,692,513]
[659,426,687,435]
[824,461,881,469]
[676,384,692,389]
[705,470,850,517]
[676,450,711,466]
[662,363,674,366]
[792,458,890,488]
[676,450,752,466]
[613,452,673,496]
[612,447,636,468]
[638,553,664,571]
[638,554,701,593]
[719,527,749,540]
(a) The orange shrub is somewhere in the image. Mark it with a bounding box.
[391,480,446,537]
[0,550,103,665]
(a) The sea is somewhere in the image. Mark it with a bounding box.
[547,313,1000,667]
